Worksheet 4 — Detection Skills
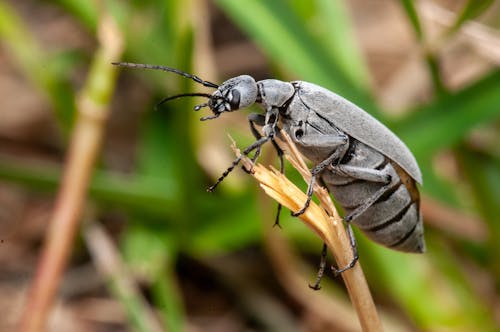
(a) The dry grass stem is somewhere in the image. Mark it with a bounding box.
[18,13,124,332]
[83,222,164,332]
[262,228,363,331]
[230,132,383,332]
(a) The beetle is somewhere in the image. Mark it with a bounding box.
[113,62,425,276]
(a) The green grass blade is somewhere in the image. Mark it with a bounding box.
[0,156,178,217]
[458,147,500,277]
[53,0,99,30]
[121,224,185,332]
[0,2,76,129]
[450,0,495,33]
[398,0,423,41]
[395,70,500,161]
[398,1,447,95]
[359,237,497,331]
[215,0,379,115]
[313,0,371,90]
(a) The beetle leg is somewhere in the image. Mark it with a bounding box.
[329,163,397,222]
[207,135,273,192]
[248,113,265,164]
[248,113,285,227]
[251,112,285,176]
[309,233,358,284]
[291,134,349,217]
[248,113,266,126]
[331,164,391,183]
[329,165,393,271]
[272,145,284,227]
[309,243,328,290]
[209,109,280,192]
[343,179,400,222]
[331,223,359,275]
[293,132,348,149]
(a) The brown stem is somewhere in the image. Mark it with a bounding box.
[83,222,164,332]
[231,132,383,332]
[18,14,123,332]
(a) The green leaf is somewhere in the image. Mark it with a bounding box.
[398,1,446,95]
[450,0,495,33]
[418,160,461,205]
[389,71,500,209]
[359,236,497,331]
[121,223,175,280]
[395,70,500,161]
[53,0,99,30]
[313,0,371,90]
[398,0,423,41]
[151,271,185,332]
[458,147,500,277]
[215,0,379,115]
[0,2,76,129]
[189,192,261,255]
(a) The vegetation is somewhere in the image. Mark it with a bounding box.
[0,0,499,331]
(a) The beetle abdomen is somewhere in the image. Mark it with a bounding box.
[325,141,425,253]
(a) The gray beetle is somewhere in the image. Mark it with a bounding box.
[113,62,425,275]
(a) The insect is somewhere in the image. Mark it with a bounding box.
[113,62,425,279]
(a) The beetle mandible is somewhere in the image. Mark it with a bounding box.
[113,62,425,263]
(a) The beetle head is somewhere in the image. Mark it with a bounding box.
[200,75,258,120]
[111,62,259,121]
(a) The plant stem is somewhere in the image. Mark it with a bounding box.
[231,132,383,332]
[18,13,124,332]
[83,222,164,332]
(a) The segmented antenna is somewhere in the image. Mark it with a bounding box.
[112,62,219,88]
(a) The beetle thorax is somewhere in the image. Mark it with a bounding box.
[256,79,296,111]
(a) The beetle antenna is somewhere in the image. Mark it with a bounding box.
[112,62,219,88]
[157,92,213,107]
[155,93,213,111]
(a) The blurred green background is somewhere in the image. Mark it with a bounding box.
[0,0,499,331]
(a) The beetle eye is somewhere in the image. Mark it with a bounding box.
[229,89,240,109]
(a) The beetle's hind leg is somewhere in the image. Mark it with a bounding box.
[327,163,397,271]
[332,164,397,222]
[331,223,359,275]
[309,243,328,290]
[309,227,358,287]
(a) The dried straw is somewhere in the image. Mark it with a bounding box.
[231,131,383,332]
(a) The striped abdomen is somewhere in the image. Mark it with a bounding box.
[323,140,425,253]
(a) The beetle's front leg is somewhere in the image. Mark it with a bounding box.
[247,113,265,163]
[208,109,280,192]
[248,112,285,166]
[248,112,285,227]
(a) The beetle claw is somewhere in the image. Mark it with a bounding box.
[291,202,310,217]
